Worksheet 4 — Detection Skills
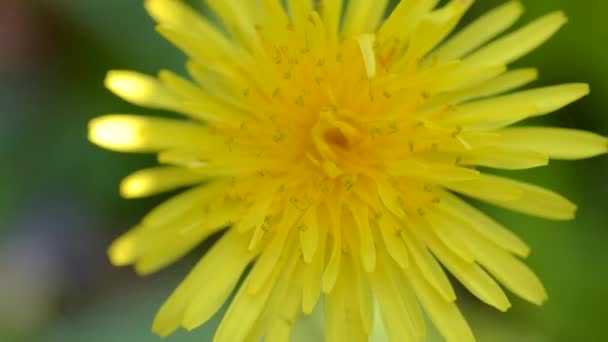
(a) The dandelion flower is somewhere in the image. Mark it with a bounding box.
[89,1,607,341]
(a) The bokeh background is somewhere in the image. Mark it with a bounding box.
[1,0,606,341]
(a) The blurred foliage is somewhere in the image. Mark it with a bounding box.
[0,0,606,341]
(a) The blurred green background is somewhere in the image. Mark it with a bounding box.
[1,0,606,341]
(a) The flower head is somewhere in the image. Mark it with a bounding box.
[89,1,607,341]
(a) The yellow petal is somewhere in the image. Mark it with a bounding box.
[145,0,238,60]
[156,25,222,62]
[142,181,228,227]
[177,100,251,124]
[264,277,303,342]
[418,227,512,311]
[392,266,427,340]
[349,201,376,272]
[350,256,374,335]
[155,26,255,88]
[88,115,212,153]
[452,225,548,305]
[405,0,473,63]
[134,203,247,275]
[498,127,608,160]
[478,245,547,305]
[299,205,320,264]
[159,70,244,121]
[442,173,524,202]
[490,83,589,117]
[426,211,476,263]
[440,84,589,129]
[407,263,475,342]
[435,0,524,62]
[105,70,179,110]
[374,177,405,218]
[430,64,507,93]
[236,182,279,233]
[439,102,538,130]
[377,0,439,49]
[204,0,261,52]
[287,0,314,34]
[377,215,410,269]
[302,229,326,314]
[107,226,141,266]
[380,236,426,341]
[322,0,344,43]
[214,246,295,342]
[458,147,549,170]
[426,68,538,108]
[343,0,388,36]
[305,11,328,56]
[158,70,249,123]
[386,160,480,182]
[119,167,207,199]
[465,11,567,66]
[263,315,293,342]
[261,0,290,36]
[180,231,258,331]
[246,251,302,342]
[337,255,372,339]
[436,190,530,258]
[322,234,343,294]
[151,230,254,337]
[247,214,295,294]
[323,250,347,342]
[477,176,578,220]
[369,247,417,342]
[365,0,391,34]
[401,223,456,302]
[157,70,203,100]
[185,61,251,109]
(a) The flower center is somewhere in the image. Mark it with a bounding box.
[313,109,361,150]
[323,127,348,149]
[308,107,366,179]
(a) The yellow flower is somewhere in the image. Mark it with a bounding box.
[89,1,607,341]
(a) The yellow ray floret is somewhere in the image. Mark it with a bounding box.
[89,1,607,341]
